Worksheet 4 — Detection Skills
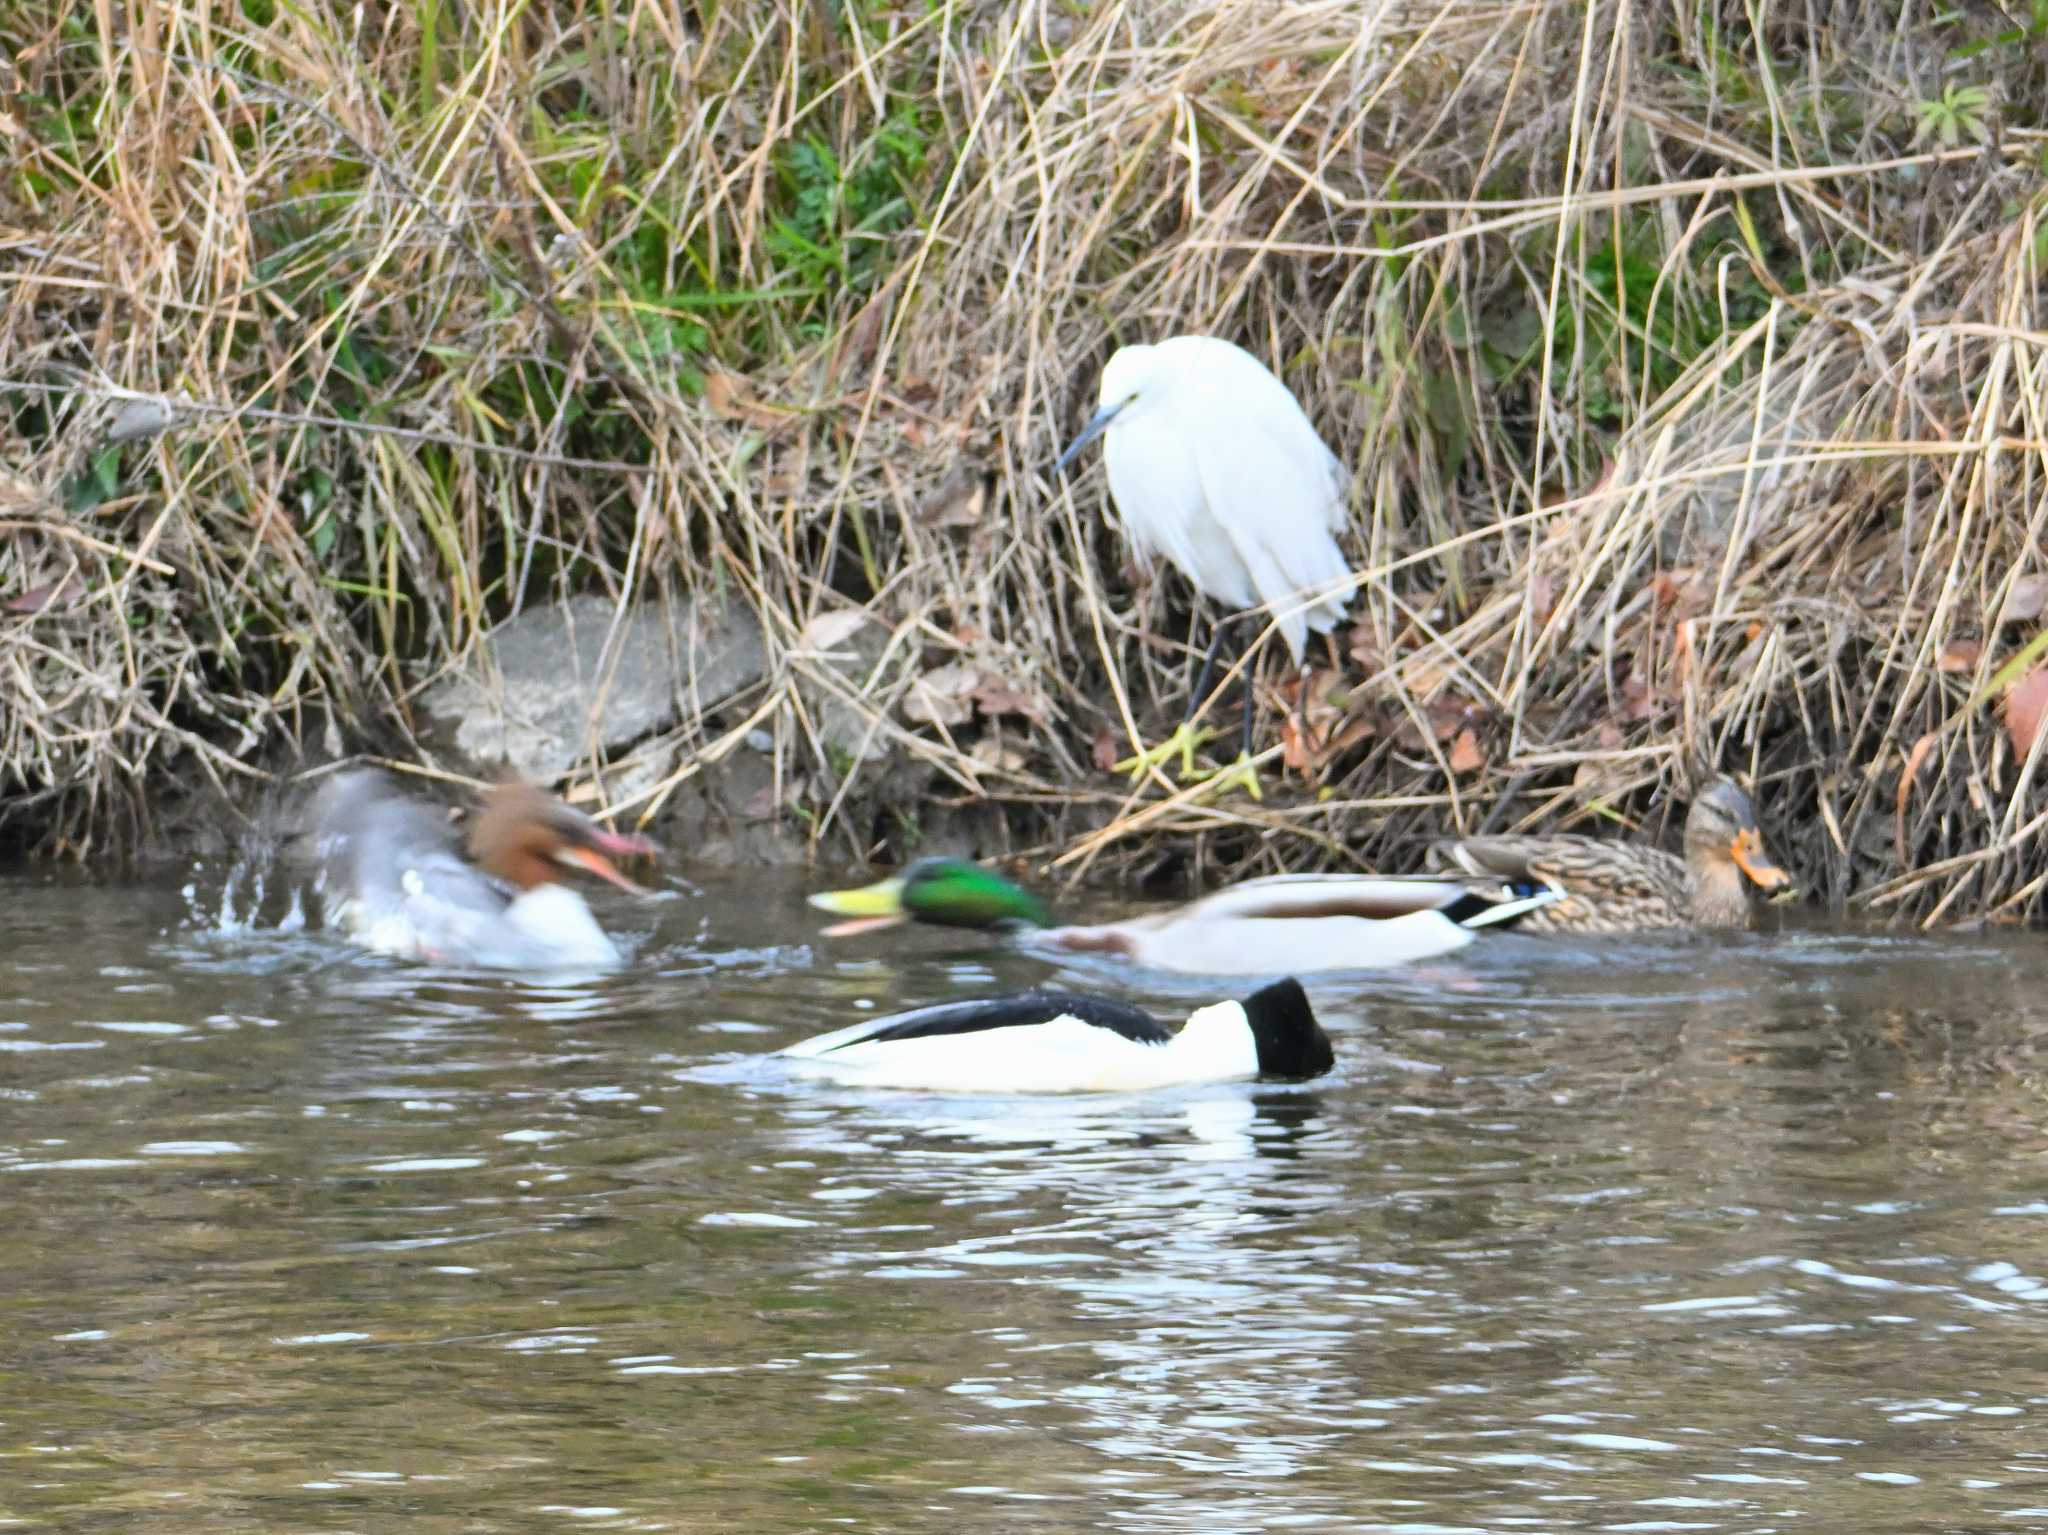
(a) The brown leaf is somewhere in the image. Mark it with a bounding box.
[831,289,890,380]
[1937,637,1981,673]
[1277,668,1359,774]
[704,370,787,432]
[967,737,1028,773]
[6,577,81,615]
[1542,456,1615,510]
[1327,711,1380,757]
[2002,666,2048,759]
[1426,695,1471,742]
[1447,727,1484,776]
[969,672,1045,721]
[1651,567,1711,622]
[2000,574,2048,626]
[740,782,789,822]
[1402,659,1451,697]
[903,662,977,727]
[1347,628,1385,675]
[919,470,985,528]
[1280,712,1315,775]
[1619,672,1659,723]
[1896,731,1939,865]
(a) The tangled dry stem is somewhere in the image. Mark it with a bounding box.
[1,1,2045,921]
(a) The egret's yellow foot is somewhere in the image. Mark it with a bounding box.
[1193,752,1263,802]
[1114,722,1213,782]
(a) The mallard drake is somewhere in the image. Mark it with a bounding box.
[306,769,658,969]
[1428,775,1789,933]
[779,977,1332,1092]
[808,857,1560,977]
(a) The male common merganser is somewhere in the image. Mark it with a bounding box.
[778,978,1333,1093]
[809,857,1560,976]
[305,769,657,970]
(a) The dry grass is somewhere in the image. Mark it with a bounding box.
[1,0,2046,919]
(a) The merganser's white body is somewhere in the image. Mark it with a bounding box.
[780,980,1331,1094]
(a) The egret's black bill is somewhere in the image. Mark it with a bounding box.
[1055,400,1128,475]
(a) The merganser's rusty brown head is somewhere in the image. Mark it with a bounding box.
[467,781,659,894]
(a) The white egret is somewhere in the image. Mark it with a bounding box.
[1056,335,1357,794]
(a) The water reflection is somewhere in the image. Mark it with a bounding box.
[4,862,2048,1531]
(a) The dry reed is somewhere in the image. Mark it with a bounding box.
[1,1,2045,920]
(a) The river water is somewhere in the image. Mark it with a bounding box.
[5,858,2048,1532]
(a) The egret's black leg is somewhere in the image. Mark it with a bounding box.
[1184,616,1235,727]
[1239,630,1257,762]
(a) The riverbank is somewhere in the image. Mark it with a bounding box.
[3,2,2046,918]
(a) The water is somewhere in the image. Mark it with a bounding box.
[6,860,2048,1531]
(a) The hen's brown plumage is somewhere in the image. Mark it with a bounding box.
[1431,777,1789,933]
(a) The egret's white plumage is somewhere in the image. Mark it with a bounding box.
[1061,336,1355,661]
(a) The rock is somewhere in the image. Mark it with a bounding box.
[794,608,897,766]
[421,594,767,782]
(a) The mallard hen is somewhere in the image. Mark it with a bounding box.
[1429,776,1788,933]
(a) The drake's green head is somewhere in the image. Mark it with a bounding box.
[808,857,1053,935]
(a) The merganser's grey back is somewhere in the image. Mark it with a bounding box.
[305,769,515,951]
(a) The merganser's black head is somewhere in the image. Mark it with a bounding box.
[1239,978,1333,1080]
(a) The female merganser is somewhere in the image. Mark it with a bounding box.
[306,769,658,970]
[809,858,1560,977]
[778,978,1333,1093]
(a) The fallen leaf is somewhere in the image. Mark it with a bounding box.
[798,609,870,653]
[5,577,81,615]
[1347,628,1385,675]
[1651,567,1711,622]
[1277,668,1355,774]
[1619,672,1659,723]
[1401,658,1450,697]
[1447,727,1484,775]
[704,370,787,431]
[970,672,1045,720]
[2002,665,2048,759]
[831,289,890,380]
[1280,712,1315,774]
[1937,637,1981,672]
[1541,456,1616,510]
[919,470,985,528]
[903,662,977,727]
[2001,574,2048,626]
[968,737,1028,772]
[741,782,789,822]
[1896,731,1939,864]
